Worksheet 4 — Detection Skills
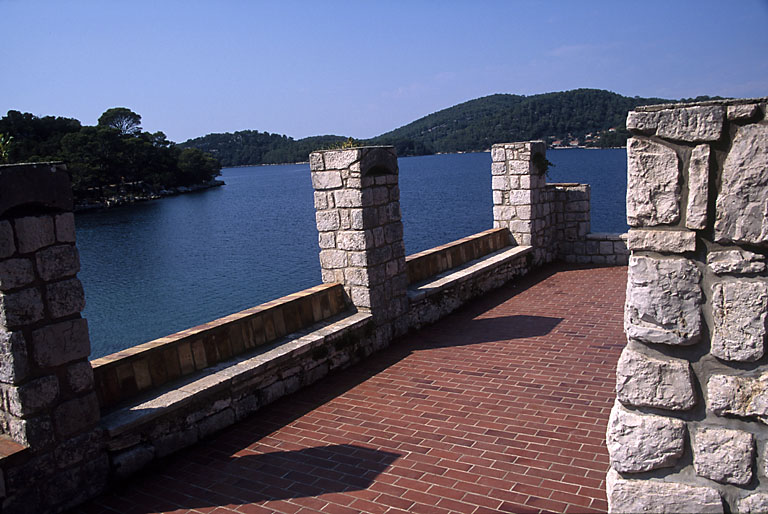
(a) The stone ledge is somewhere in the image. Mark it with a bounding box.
[100,311,372,438]
[407,245,532,303]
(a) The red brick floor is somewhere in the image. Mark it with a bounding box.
[74,263,627,514]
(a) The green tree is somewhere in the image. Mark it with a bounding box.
[0,133,12,163]
[97,107,142,135]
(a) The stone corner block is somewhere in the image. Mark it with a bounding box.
[710,280,768,362]
[739,493,768,514]
[626,229,696,253]
[606,469,723,514]
[31,318,91,368]
[616,347,696,410]
[714,123,768,247]
[626,138,680,227]
[656,105,726,143]
[625,255,702,346]
[693,426,753,485]
[322,149,360,170]
[606,402,686,473]
[13,216,55,254]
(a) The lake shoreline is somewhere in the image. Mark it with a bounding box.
[74,179,225,213]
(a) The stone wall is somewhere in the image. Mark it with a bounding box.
[607,97,768,513]
[0,163,107,513]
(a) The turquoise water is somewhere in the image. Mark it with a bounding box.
[77,149,627,358]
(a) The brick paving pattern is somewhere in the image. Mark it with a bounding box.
[74,264,626,514]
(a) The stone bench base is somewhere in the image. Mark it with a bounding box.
[101,311,373,477]
[407,245,532,331]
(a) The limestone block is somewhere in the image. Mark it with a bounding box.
[0,221,15,258]
[0,258,35,291]
[14,216,55,254]
[333,189,363,208]
[626,229,696,253]
[625,255,702,346]
[491,162,505,175]
[54,213,76,243]
[310,171,342,190]
[30,319,91,368]
[0,329,28,384]
[318,250,347,269]
[0,287,45,327]
[313,191,329,210]
[0,375,59,417]
[707,374,768,422]
[616,347,696,410]
[309,152,324,171]
[323,149,359,170]
[714,124,768,246]
[656,105,726,142]
[686,144,710,230]
[693,427,753,485]
[53,392,99,438]
[35,245,80,282]
[606,402,686,472]
[606,469,723,513]
[491,176,508,191]
[626,138,680,226]
[66,361,94,393]
[315,211,340,232]
[626,111,660,134]
[727,103,760,121]
[337,231,371,251]
[707,248,766,275]
[493,206,515,222]
[711,280,768,362]
[45,278,85,319]
[740,493,768,513]
[318,232,335,249]
[491,147,505,162]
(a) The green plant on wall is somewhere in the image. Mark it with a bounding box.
[324,137,363,150]
[0,133,12,164]
[532,152,555,179]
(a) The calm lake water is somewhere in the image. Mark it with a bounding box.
[77,148,628,358]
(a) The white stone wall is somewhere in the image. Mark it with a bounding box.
[608,98,768,513]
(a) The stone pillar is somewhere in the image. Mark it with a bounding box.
[608,98,768,514]
[0,163,106,512]
[309,146,408,342]
[490,141,553,264]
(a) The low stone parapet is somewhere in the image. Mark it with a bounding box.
[562,232,629,265]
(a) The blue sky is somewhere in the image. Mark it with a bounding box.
[3,0,767,143]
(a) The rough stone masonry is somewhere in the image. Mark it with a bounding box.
[608,98,768,513]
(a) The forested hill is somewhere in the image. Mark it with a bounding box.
[180,89,722,166]
[369,89,673,154]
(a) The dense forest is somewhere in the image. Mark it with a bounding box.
[0,108,221,204]
[180,89,722,166]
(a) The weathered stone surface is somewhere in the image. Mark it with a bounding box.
[323,149,359,170]
[711,280,768,362]
[708,374,768,422]
[0,220,16,258]
[1,375,59,417]
[0,258,35,291]
[625,255,702,346]
[606,402,686,473]
[0,329,28,384]
[45,278,86,319]
[616,347,696,410]
[66,361,94,393]
[656,105,726,142]
[714,124,768,246]
[309,152,324,171]
[53,392,99,438]
[707,248,766,275]
[626,229,696,253]
[35,245,79,282]
[606,469,723,513]
[14,216,55,254]
[727,103,760,121]
[31,319,90,368]
[54,213,76,243]
[315,211,340,232]
[693,427,753,485]
[686,144,710,230]
[739,493,768,514]
[626,111,660,134]
[0,287,45,327]
[627,138,680,226]
[310,171,342,190]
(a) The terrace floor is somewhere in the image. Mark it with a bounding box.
[73,263,627,514]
